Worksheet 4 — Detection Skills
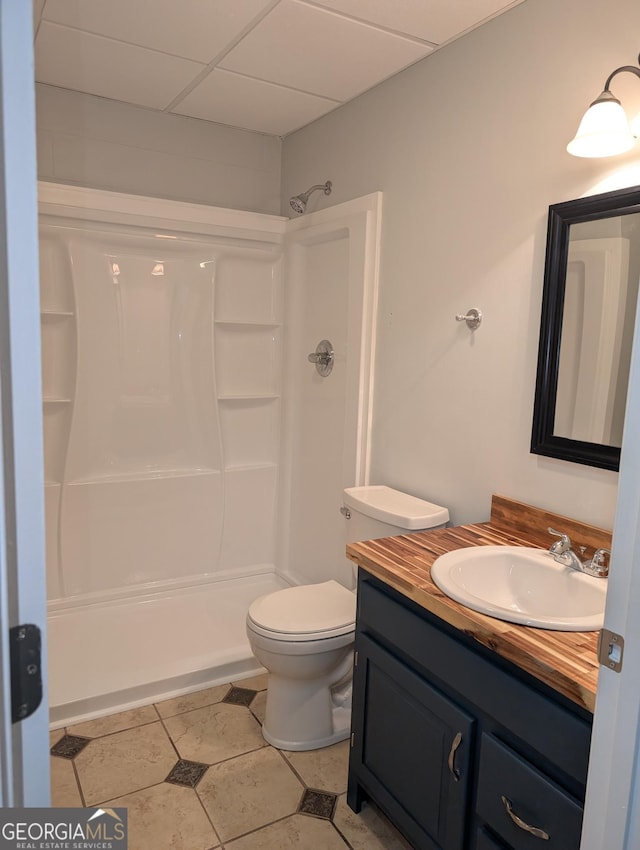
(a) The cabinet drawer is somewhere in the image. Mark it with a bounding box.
[475,828,509,850]
[357,573,591,787]
[476,734,583,850]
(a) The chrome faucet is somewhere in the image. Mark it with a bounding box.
[547,528,610,578]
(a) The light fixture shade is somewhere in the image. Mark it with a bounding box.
[567,94,636,158]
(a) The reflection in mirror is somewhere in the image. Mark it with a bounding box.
[555,214,640,446]
[531,186,640,471]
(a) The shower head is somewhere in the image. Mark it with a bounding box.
[289,194,307,215]
[289,180,332,214]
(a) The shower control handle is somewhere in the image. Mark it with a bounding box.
[308,339,334,377]
[307,351,332,366]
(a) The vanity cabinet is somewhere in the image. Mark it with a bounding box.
[347,572,593,850]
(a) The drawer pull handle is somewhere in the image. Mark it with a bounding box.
[501,796,550,841]
[448,731,463,781]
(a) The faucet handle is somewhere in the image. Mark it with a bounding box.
[548,527,571,553]
[586,548,611,578]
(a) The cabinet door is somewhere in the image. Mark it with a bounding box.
[351,634,475,850]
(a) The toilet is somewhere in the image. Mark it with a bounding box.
[246,485,449,751]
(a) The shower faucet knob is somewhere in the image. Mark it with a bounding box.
[307,339,334,377]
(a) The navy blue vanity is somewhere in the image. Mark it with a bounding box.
[346,496,605,850]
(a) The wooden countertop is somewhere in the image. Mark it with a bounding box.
[346,495,610,713]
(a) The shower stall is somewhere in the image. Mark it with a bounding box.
[39,183,380,726]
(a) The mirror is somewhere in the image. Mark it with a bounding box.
[531,185,640,471]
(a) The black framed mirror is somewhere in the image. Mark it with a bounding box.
[531,185,640,471]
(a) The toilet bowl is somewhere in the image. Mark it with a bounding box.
[247,580,355,750]
[247,485,449,751]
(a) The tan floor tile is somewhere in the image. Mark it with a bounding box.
[67,704,158,738]
[226,813,348,849]
[106,782,220,850]
[50,729,65,749]
[283,740,349,794]
[250,690,267,725]
[232,672,268,691]
[75,721,177,805]
[163,703,265,764]
[50,758,82,807]
[333,795,413,849]
[197,747,303,841]
[155,684,230,718]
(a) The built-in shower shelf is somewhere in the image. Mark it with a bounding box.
[40,310,75,318]
[225,462,278,472]
[43,397,72,405]
[218,394,280,402]
[214,320,280,328]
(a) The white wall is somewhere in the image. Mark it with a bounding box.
[36,84,281,214]
[281,0,640,529]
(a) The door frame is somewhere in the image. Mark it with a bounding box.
[0,0,50,806]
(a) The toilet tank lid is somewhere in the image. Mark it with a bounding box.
[343,485,449,530]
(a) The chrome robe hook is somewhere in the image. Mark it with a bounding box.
[455,308,482,330]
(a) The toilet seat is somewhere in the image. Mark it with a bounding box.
[247,580,356,642]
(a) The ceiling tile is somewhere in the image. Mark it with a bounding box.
[219,0,433,102]
[32,0,524,138]
[42,0,278,64]
[308,0,522,45]
[35,22,205,110]
[172,68,339,136]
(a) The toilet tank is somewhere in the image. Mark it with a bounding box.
[343,485,449,544]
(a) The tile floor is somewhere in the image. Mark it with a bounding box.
[50,673,413,850]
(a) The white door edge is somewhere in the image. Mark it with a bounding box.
[581,271,640,849]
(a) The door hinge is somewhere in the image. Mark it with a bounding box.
[598,628,624,673]
[9,624,43,723]
[354,650,358,667]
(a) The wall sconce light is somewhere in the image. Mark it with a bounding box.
[567,52,640,158]
[151,262,164,276]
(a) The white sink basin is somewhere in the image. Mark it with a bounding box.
[430,546,606,631]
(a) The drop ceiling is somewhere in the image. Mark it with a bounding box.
[33,0,523,138]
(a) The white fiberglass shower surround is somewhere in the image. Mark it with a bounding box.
[39,182,380,726]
